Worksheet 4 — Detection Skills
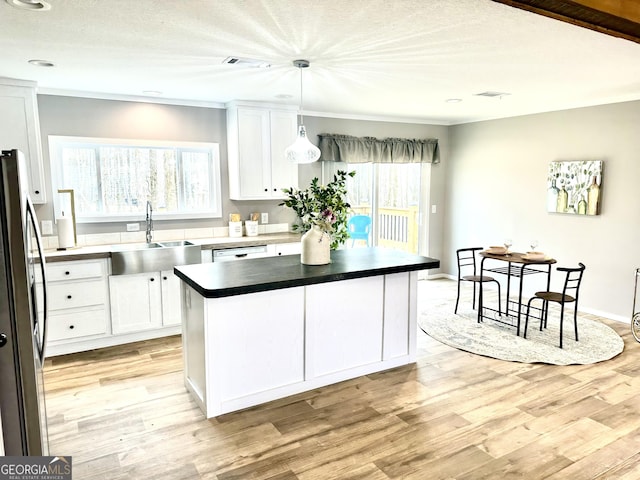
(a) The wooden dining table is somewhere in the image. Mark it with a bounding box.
[478,251,557,336]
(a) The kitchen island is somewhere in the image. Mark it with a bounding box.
[174,247,439,417]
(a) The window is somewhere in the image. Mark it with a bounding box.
[324,161,429,254]
[49,136,222,222]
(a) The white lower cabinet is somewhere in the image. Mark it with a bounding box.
[109,273,163,334]
[161,269,182,326]
[48,308,109,342]
[44,242,301,356]
[46,259,183,356]
[109,269,182,333]
[42,259,110,355]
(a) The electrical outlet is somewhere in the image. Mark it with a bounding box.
[431,204,437,214]
[261,213,268,224]
[126,223,140,232]
[41,220,53,235]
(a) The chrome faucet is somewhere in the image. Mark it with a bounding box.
[145,200,153,243]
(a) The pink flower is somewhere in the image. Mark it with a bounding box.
[321,208,336,224]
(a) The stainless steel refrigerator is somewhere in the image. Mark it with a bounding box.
[0,149,49,455]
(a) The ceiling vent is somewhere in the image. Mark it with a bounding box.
[475,91,511,98]
[222,57,271,68]
[5,0,51,10]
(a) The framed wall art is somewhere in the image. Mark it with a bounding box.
[547,160,602,215]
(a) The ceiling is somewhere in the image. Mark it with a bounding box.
[2,0,640,125]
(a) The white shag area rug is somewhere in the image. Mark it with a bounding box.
[419,305,624,365]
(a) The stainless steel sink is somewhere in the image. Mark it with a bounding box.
[111,241,201,275]
[158,240,195,247]
[111,242,164,250]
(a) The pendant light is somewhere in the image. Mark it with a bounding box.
[285,59,321,164]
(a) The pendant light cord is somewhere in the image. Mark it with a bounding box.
[299,64,305,125]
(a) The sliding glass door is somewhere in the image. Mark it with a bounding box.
[323,161,428,254]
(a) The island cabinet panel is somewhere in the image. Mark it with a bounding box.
[182,285,307,416]
[305,276,384,378]
[183,286,206,412]
[382,272,413,360]
[209,287,305,404]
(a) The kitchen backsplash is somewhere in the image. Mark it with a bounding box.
[41,223,291,250]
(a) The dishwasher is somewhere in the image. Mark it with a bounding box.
[212,245,270,262]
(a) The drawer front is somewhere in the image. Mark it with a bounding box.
[47,308,108,342]
[47,280,106,311]
[41,260,105,283]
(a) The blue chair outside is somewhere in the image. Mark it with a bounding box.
[348,215,371,247]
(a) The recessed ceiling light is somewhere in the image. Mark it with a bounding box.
[475,91,511,98]
[6,0,51,11]
[28,59,54,67]
[142,90,162,96]
[275,94,294,99]
[446,98,462,103]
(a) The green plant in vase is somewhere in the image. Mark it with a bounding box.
[281,170,356,249]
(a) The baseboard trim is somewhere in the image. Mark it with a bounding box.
[420,276,627,324]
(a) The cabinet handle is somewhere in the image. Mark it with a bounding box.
[35,190,40,195]
[163,276,168,280]
[264,188,268,192]
[67,295,72,299]
[65,271,70,275]
[69,325,75,329]
[150,277,155,282]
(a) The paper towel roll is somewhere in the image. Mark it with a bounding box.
[57,216,75,249]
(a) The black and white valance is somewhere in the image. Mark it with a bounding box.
[318,134,439,164]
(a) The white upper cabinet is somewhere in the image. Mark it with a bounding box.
[227,103,298,200]
[0,79,46,203]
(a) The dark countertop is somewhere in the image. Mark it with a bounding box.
[174,247,440,298]
[43,232,301,262]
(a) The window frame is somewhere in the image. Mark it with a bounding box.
[48,136,222,223]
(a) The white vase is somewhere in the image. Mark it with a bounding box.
[300,225,331,265]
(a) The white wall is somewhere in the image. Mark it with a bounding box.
[36,95,448,260]
[446,100,640,321]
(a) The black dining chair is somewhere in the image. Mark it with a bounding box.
[455,247,501,315]
[524,262,586,348]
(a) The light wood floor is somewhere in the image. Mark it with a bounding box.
[44,279,640,479]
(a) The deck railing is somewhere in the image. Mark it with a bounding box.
[351,205,418,253]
